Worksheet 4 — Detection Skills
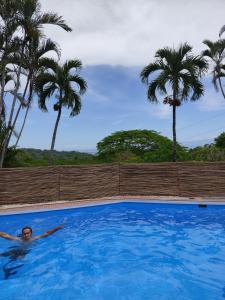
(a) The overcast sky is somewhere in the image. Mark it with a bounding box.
[40,0,225,65]
[16,0,225,151]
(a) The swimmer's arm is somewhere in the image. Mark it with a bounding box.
[0,231,20,241]
[32,224,64,241]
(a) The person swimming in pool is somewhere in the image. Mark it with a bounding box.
[0,225,64,242]
[0,225,63,279]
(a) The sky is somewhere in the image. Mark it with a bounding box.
[14,0,225,152]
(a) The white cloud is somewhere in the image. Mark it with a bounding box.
[40,0,225,66]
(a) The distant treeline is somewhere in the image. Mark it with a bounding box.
[4,130,225,167]
[4,148,98,167]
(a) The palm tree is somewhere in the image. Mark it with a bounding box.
[202,39,225,99]
[7,0,72,137]
[0,0,72,167]
[35,58,87,163]
[11,37,60,147]
[140,43,208,162]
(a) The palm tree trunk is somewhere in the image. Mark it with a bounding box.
[0,67,6,120]
[172,104,177,162]
[7,76,30,145]
[218,77,225,99]
[0,39,8,120]
[14,82,33,148]
[14,98,30,148]
[49,105,62,165]
[7,41,26,131]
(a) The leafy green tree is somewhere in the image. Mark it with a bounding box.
[97,129,187,162]
[140,43,208,162]
[35,58,87,162]
[215,132,225,148]
[188,144,225,161]
[2,148,98,167]
[202,39,225,99]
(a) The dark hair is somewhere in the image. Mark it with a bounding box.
[22,227,32,234]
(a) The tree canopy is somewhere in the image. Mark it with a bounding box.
[215,132,225,148]
[97,130,186,162]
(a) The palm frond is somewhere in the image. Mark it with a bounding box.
[184,55,208,76]
[178,43,192,60]
[38,57,58,73]
[179,72,204,101]
[35,72,57,92]
[180,76,191,100]
[37,38,61,60]
[155,47,172,60]
[219,25,225,38]
[203,39,215,50]
[63,60,82,74]
[203,39,225,58]
[140,62,163,84]
[147,72,168,102]
[212,69,219,91]
[68,75,87,94]
[37,13,72,32]
[220,64,225,71]
[192,56,208,73]
[38,84,56,112]
[202,49,213,59]
[65,90,81,117]
[190,80,204,101]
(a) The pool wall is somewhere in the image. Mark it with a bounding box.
[1,162,225,206]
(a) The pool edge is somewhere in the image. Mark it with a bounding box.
[1,196,225,215]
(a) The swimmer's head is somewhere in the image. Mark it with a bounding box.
[22,227,32,240]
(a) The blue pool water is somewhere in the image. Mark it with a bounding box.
[1,202,225,300]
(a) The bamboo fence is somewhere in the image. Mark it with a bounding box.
[0,162,225,205]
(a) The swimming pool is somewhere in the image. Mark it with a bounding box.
[1,202,225,300]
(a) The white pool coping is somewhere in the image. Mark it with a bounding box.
[1,196,225,216]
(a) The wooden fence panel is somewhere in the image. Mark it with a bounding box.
[0,163,225,206]
[59,164,119,201]
[0,167,59,205]
[177,163,225,197]
[119,163,179,196]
